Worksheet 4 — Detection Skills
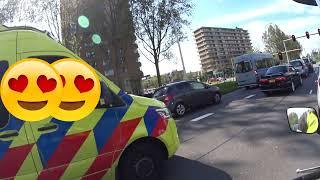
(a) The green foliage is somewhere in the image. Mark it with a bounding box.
[262,24,302,61]
[214,81,238,95]
[289,112,299,125]
[312,49,320,62]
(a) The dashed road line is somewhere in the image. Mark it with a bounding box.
[190,113,214,122]
[244,94,256,99]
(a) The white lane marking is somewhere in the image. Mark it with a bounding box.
[244,94,256,99]
[190,113,214,122]
[309,90,313,95]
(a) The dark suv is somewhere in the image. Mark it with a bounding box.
[153,81,221,116]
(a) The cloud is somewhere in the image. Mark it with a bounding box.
[206,0,318,27]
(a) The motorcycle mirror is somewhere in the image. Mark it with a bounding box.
[287,108,319,134]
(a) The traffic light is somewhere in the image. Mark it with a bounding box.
[292,35,296,41]
[318,29,320,36]
[306,31,310,39]
[278,52,283,60]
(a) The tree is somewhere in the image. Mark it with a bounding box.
[130,0,193,87]
[0,0,61,42]
[312,49,320,62]
[262,24,302,62]
[247,46,261,53]
[33,0,61,42]
[0,0,19,24]
[289,112,299,125]
[100,0,137,89]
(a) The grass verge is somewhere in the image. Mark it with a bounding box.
[214,81,238,95]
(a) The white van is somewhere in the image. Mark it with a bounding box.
[234,53,275,89]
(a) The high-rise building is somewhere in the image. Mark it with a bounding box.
[194,27,252,76]
[60,0,143,95]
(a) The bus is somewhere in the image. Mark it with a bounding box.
[233,53,275,89]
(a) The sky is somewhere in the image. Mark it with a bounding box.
[5,0,320,76]
[141,0,320,76]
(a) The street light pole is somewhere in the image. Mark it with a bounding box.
[283,40,290,63]
[177,39,187,80]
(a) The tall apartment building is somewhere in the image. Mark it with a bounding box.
[60,0,143,95]
[194,27,252,76]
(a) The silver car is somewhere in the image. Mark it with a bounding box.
[289,59,309,78]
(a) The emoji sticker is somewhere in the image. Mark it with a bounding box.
[0,58,63,121]
[51,58,101,121]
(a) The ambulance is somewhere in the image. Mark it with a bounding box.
[0,25,180,180]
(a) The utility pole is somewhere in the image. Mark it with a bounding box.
[282,30,319,63]
[177,39,187,80]
[282,40,290,63]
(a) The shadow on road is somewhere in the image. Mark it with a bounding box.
[163,156,232,180]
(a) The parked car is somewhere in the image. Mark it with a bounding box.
[303,57,314,73]
[259,65,302,95]
[289,59,309,77]
[153,81,221,116]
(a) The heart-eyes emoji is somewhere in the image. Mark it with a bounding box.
[51,58,101,121]
[0,58,63,121]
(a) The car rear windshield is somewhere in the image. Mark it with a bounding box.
[255,58,274,69]
[290,61,302,67]
[153,87,168,97]
[235,61,252,73]
[266,66,288,75]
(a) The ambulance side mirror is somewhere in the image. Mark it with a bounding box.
[287,108,319,134]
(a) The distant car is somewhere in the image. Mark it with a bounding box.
[153,81,221,116]
[259,65,302,95]
[302,58,314,73]
[289,59,309,78]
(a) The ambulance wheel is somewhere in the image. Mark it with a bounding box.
[117,140,166,180]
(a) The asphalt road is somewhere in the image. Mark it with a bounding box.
[163,66,320,180]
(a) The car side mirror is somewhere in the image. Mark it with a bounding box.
[287,108,319,134]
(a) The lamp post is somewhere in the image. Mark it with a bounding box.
[177,39,187,80]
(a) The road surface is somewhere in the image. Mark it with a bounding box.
[163,66,320,180]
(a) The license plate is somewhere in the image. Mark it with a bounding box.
[269,79,275,83]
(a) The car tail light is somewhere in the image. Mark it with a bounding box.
[275,77,287,81]
[259,79,269,84]
[164,95,173,105]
